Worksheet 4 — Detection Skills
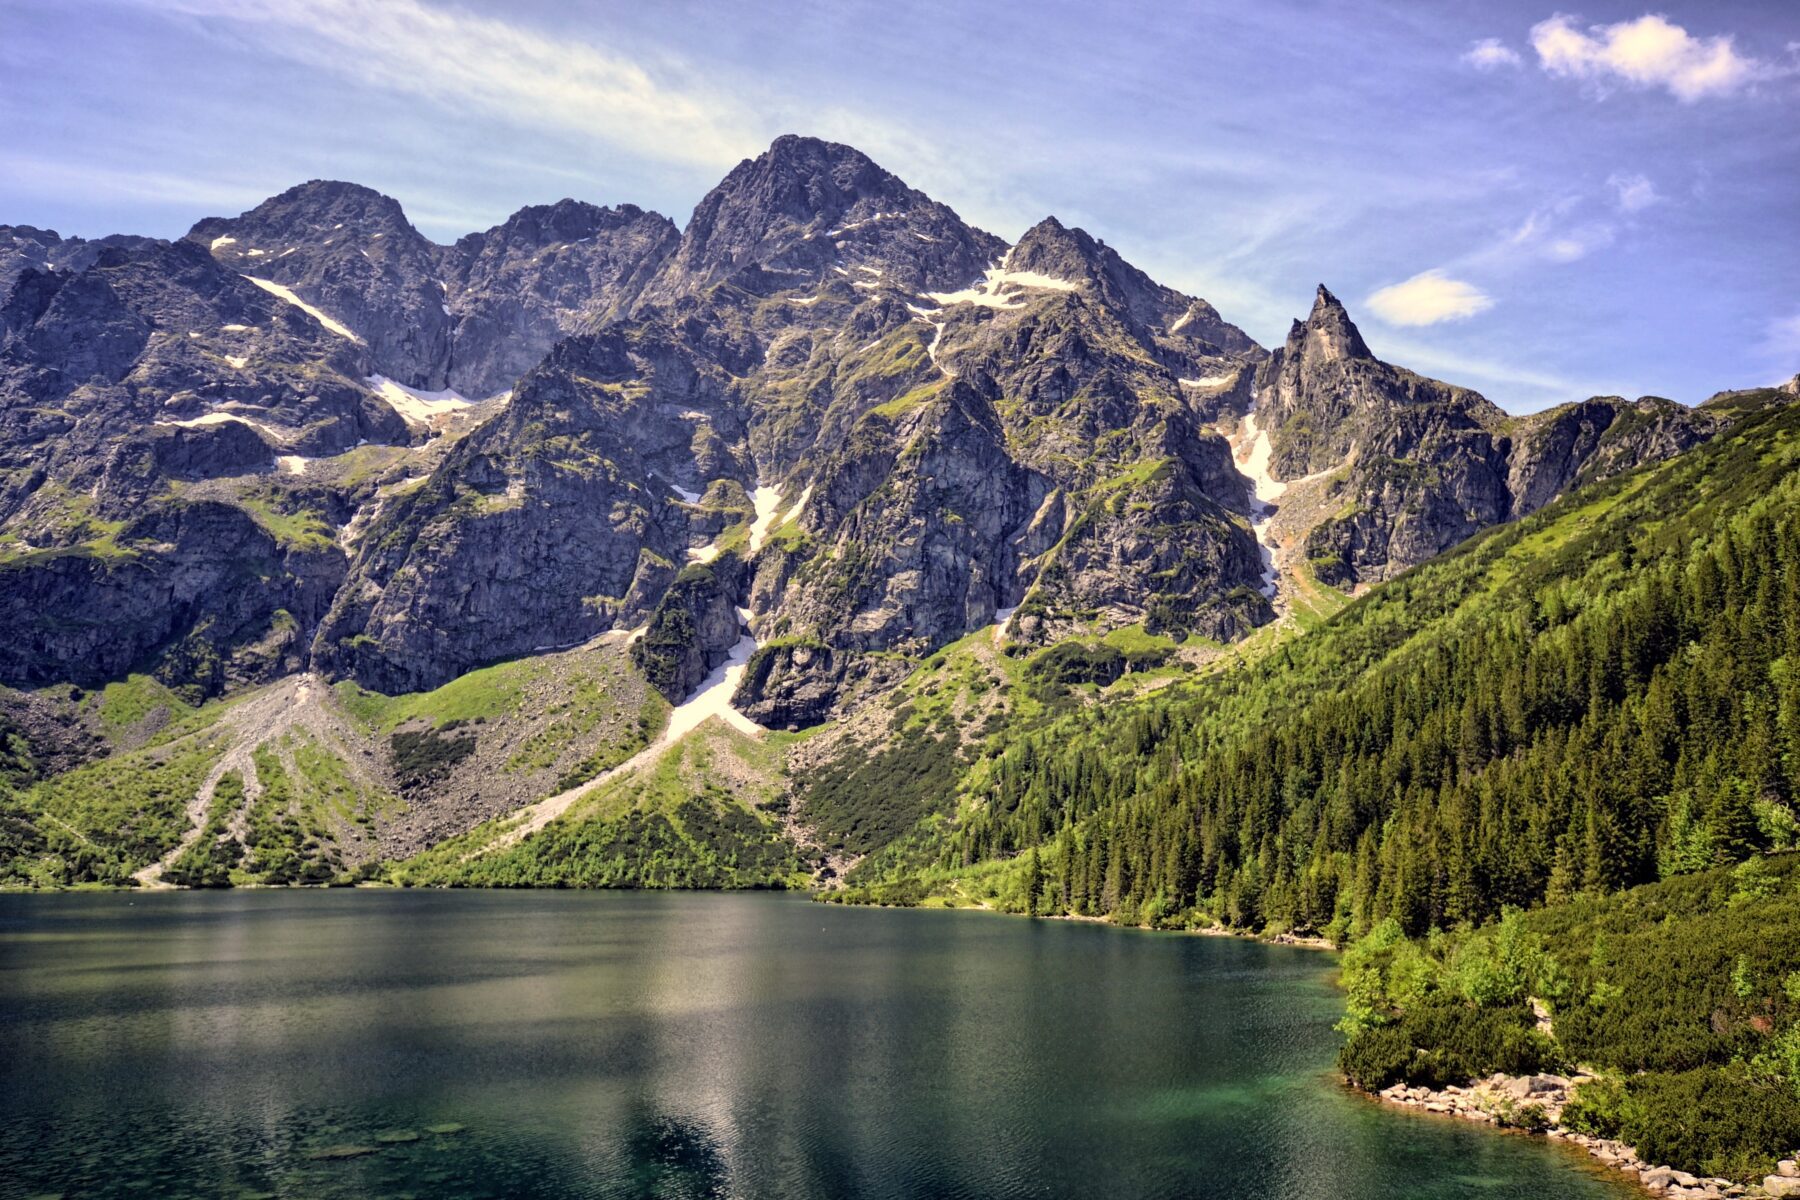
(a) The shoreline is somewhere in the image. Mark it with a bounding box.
[1362,1073,1788,1198]
[819,888,1341,950]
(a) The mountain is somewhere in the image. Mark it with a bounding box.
[1245,285,1717,588]
[0,134,1772,895]
[828,383,1800,925]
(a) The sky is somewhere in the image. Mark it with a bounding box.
[2,0,1797,412]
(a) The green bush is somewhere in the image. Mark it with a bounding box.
[1338,1026,1414,1090]
[1619,1065,1800,1182]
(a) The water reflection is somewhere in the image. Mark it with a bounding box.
[0,892,1636,1199]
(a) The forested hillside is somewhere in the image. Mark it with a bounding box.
[830,389,1800,936]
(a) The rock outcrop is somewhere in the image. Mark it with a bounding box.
[1257,286,1716,588]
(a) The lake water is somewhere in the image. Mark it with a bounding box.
[0,891,1636,1199]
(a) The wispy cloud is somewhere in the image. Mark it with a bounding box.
[1607,171,1660,213]
[1530,13,1779,102]
[1760,314,1800,380]
[1373,332,1616,411]
[1365,270,1494,326]
[120,0,764,168]
[0,152,277,211]
[1498,196,1615,264]
[1463,38,1523,70]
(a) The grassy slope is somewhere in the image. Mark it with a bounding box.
[390,717,808,888]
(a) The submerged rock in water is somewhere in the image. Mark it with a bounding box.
[306,1144,380,1160]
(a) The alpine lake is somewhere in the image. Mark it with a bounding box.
[0,890,1640,1199]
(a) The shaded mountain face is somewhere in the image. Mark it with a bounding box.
[0,135,1740,720]
[439,200,679,397]
[312,138,1278,707]
[188,181,453,390]
[1253,287,1718,587]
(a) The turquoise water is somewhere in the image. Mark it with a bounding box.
[0,891,1636,1199]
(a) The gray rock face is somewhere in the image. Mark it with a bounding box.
[1260,287,1716,588]
[1005,216,1257,355]
[733,641,914,729]
[0,225,156,294]
[632,558,746,701]
[0,236,403,522]
[1506,395,1717,517]
[0,500,343,696]
[637,133,1007,307]
[311,325,729,694]
[188,180,452,389]
[0,135,1761,725]
[440,200,679,397]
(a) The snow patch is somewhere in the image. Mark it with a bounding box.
[827,211,901,237]
[276,455,312,475]
[1170,310,1193,333]
[924,265,1078,310]
[746,485,786,553]
[221,323,252,332]
[788,294,822,306]
[1179,373,1236,388]
[157,411,279,438]
[662,634,763,741]
[994,605,1019,642]
[1225,408,1285,599]
[365,375,473,425]
[669,481,704,504]
[209,236,237,250]
[223,354,249,369]
[245,276,362,342]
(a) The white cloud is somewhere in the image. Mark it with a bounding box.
[1530,13,1775,102]
[122,0,763,168]
[1607,171,1660,213]
[1463,38,1523,70]
[1366,270,1495,326]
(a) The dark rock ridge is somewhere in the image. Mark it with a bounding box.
[0,135,1757,718]
[1256,286,1718,588]
[440,200,679,397]
[635,134,1007,307]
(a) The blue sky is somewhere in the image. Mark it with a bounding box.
[2,0,1797,411]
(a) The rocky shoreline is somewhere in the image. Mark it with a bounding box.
[1372,1073,1800,1198]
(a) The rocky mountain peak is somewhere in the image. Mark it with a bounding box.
[1003,216,1258,354]
[187,180,449,388]
[471,199,670,250]
[1286,283,1372,362]
[187,179,415,246]
[1783,373,1800,397]
[638,134,1003,304]
[1006,216,1089,275]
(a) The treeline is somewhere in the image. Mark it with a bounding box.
[879,403,1800,938]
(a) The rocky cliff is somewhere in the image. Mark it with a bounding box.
[0,135,1743,724]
